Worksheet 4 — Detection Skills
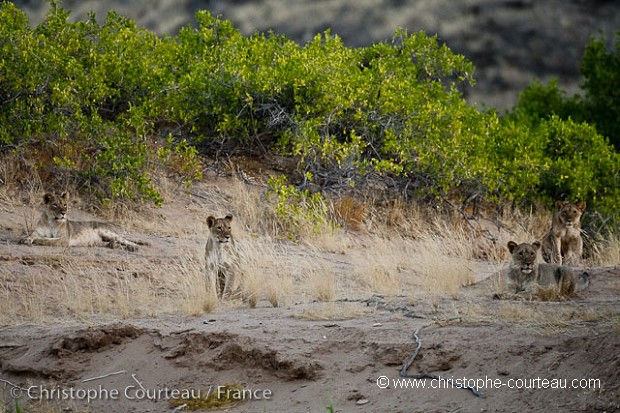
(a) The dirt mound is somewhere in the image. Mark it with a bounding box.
[1,303,619,412]
[51,325,145,357]
[0,325,145,382]
[158,331,324,380]
[219,343,323,380]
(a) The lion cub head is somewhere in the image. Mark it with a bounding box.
[507,240,540,274]
[206,214,233,244]
[43,192,69,222]
[554,200,585,228]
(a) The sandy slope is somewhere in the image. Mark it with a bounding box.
[0,180,619,412]
[0,285,619,412]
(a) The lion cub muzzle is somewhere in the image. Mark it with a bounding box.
[520,265,534,275]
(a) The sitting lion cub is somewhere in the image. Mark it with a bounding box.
[542,200,586,265]
[21,192,142,251]
[499,240,589,300]
[205,214,238,300]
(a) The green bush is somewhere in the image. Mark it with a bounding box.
[1,1,619,228]
[505,32,620,222]
[581,32,620,148]
[535,117,619,214]
[494,114,620,219]
[266,174,336,240]
[511,31,620,150]
[0,1,193,205]
[509,79,584,126]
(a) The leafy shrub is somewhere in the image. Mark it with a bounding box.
[495,113,620,220]
[580,32,620,148]
[537,116,620,214]
[511,31,620,150]
[506,32,620,223]
[265,175,336,240]
[509,79,584,126]
[0,1,193,205]
[1,1,620,229]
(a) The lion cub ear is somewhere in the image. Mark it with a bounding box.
[224,214,233,222]
[206,216,216,228]
[507,241,518,253]
[43,193,54,204]
[532,241,541,251]
[576,200,586,212]
[554,200,565,210]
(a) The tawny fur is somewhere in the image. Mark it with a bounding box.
[500,240,589,300]
[21,192,142,252]
[541,200,586,265]
[205,214,238,300]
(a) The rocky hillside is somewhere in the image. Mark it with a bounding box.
[11,0,620,109]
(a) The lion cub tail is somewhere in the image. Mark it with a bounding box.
[132,239,151,247]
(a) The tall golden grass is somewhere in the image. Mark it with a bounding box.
[1,173,618,324]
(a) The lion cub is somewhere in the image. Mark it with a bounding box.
[542,200,586,265]
[205,214,238,300]
[500,240,589,300]
[21,192,142,251]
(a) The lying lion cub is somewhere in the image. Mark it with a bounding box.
[21,192,143,252]
[497,240,589,300]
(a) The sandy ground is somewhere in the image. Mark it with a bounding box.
[0,184,619,413]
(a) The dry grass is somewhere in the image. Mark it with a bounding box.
[0,155,44,203]
[587,233,620,266]
[496,302,611,334]
[348,237,409,296]
[333,196,367,231]
[413,236,476,309]
[303,256,337,302]
[535,286,573,302]
[2,170,618,325]
[234,238,296,308]
[0,247,209,323]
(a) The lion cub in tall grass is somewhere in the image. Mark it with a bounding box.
[542,200,586,265]
[497,240,589,300]
[205,214,239,300]
[21,192,143,251]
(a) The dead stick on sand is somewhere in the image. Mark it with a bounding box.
[0,378,29,391]
[82,370,126,383]
[131,374,147,391]
[399,318,484,398]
